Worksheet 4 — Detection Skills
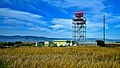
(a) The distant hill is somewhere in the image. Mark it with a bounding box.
[86,38,120,42]
[0,35,55,42]
[0,35,120,42]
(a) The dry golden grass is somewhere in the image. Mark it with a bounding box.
[0,46,120,68]
[105,43,120,47]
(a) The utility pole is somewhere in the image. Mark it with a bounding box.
[103,14,105,42]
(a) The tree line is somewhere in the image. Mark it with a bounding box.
[0,41,35,48]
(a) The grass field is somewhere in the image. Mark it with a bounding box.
[0,46,120,68]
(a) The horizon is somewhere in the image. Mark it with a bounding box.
[0,35,120,40]
[0,0,120,39]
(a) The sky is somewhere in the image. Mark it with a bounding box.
[0,0,120,39]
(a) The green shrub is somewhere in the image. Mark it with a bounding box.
[14,44,21,47]
[15,41,22,44]
[116,42,120,43]
[52,43,57,47]
[8,42,15,46]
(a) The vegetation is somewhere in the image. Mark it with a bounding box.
[0,58,8,68]
[106,43,120,47]
[0,42,15,47]
[0,46,120,68]
[0,41,35,48]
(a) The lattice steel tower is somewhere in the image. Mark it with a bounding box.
[72,11,86,46]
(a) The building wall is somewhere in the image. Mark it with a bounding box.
[53,40,73,46]
[70,41,73,46]
[55,42,66,46]
[44,42,49,46]
[35,40,74,47]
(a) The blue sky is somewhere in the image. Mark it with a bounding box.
[0,0,120,39]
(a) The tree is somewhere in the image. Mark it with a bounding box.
[15,41,22,44]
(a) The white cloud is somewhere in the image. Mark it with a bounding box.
[29,27,50,31]
[50,18,101,38]
[50,18,106,38]
[87,32,103,38]
[115,25,120,28]
[48,30,72,38]
[0,8,72,38]
[108,16,120,23]
[87,22,102,29]
[42,0,108,33]
[43,0,105,14]
[51,18,72,29]
[50,24,64,31]
[0,8,42,18]
[2,18,40,28]
[42,0,111,31]
[87,21,109,32]
[50,24,64,28]
[0,8,54,36]
[57,30,66,33]
[0,8,46,25]
[28,26,72,38]
[51,18,104,32]
[2,18,28,27]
